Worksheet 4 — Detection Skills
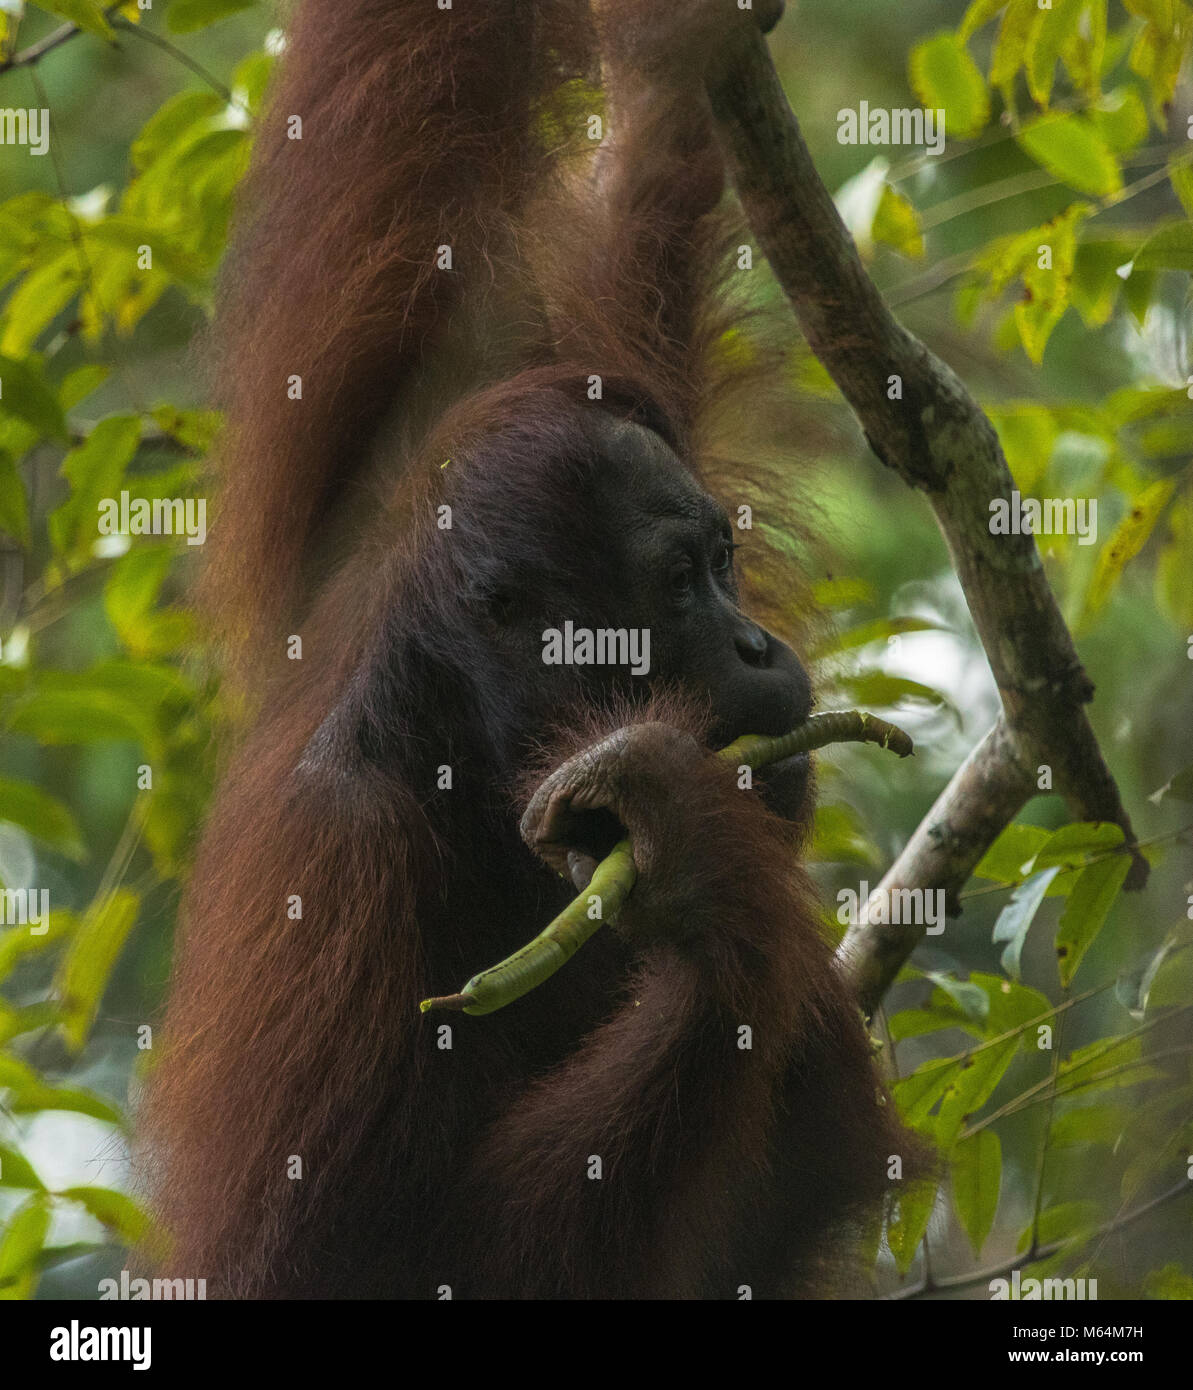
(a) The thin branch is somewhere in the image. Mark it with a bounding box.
[839,719,1032,1012]
[110,16,236,106]
[0,3,123,77]
[889,1178,1192,1299]
[707,30,1147,1014]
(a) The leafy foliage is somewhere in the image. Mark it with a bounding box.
[0,0,1188,1301]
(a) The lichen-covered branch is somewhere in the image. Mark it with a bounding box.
[838,718,1034,1015]
[706,30,1147,1007]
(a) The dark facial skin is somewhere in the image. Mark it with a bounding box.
[525,416,814,823]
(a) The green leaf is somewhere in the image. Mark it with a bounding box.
[1060,1035,1145,1088]
[1145,941,1193,1011]
[58,1186,150,1244]
[1169,158,1193,219]
[1027,1200,1101,1247]
[0,778,85,859]
[1026,0,1086,105]
[872,185,924,258]
[8,690,148,747]
[55,889,140,1052]
[991,0,1038,95]
[103,544,175,649]
[811,615,944,660]
[1091,87,1149,154]
[1048,1104,1129,1147]
[166,0,257,34]
[0,1196,49,1292]
[0,912,75,976]
[0,1144,45,1191]
[926,972,992,1023]
[1155,493,1193,628]
[0,354,68,441]
[993,867,1060,979]
[150,404,221,454]
[951,1130,1001,1255]
[1060,0,1108,98]
[1127,5,1189,113]
[889,1004,976,1042]
[1009,203,1091,362]
[934,1037,1020,1147]
[0,449,27,545]
[1056,854,1130,986]
[811,577,876,609]
[895,1058,964,1125]
[29,1,114,40]
[48,413,142,559]
[0,1000,58,1045]
[960,0,1008,41]
[1032,821,1125,873]
[130,90,224,173]
[988,404,1057,491]
[1144,1265,1193,1299]
[909,32,990,140]
[832,671,954,716]
[1133,222,1193,273]
[0,254,84,357]
[886,1178,938,1274]
[231,49,274,114]
[973,822,1052,882]
[1070,238,1132,326]
[60,364,110,411]
[1084,476,1177,619]
[810,801,880,868]
[1016,113,1122,196]
[973,974,1051,1037]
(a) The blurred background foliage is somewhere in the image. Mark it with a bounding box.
[0,0,1189,1300]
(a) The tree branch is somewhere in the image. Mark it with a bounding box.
[706,30,1147,1009]
[839,718,1034,1015]
[0,4,122,77]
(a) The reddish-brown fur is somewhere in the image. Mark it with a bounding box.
[142,0,913,1298]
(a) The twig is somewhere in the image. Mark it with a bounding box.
[0,3,123,77]
[889,1178,1192,1299]
[706,29,1147,1016]
[110,16,237,107]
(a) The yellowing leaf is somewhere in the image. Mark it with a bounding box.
[991,0,1038,94]
[30,1,114,40]
[1084,476,1178,619]
[910,32,990,140]
[1016,113,1122,196]
[960,0,1009,42]
[873,185,925,258]
[1026,0,1085,105]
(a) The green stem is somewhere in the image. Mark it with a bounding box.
[420,710,912,1016]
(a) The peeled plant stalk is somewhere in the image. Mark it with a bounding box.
[420,711,913,1017]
